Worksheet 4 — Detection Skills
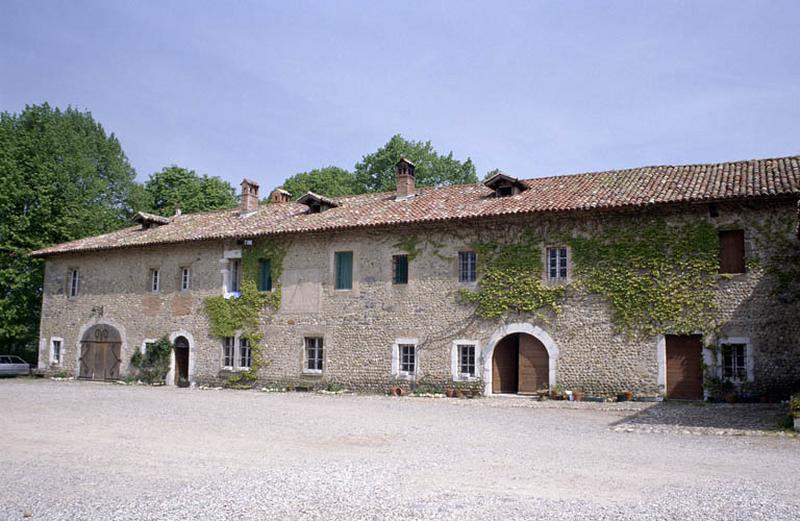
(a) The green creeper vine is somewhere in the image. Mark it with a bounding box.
[459,237,565,320]
[570,221,720,337]
[459,221,723,337]
[750,214,800,300]
[203,240,286,386]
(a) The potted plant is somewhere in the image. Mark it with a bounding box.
[550,384,566,400]
[572,390,584,402]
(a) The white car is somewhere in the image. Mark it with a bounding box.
[0,355,31,376]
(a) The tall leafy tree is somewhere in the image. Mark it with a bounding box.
[0,104,140,359]
[353,134,478,193]
[277,166,361,200]
[143,165,237,216]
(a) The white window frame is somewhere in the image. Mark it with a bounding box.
[180,267,191,291]
[68,269,80,298]
[303,336,324,374]
[50,337,64,366]
[546,246,569,282]
[458,251,477,283]
[451,340,480,381]
[717,337,754,383]
[221,249,243,299]
[150,268,160,293]
[392,338,418,379]
[222,337,236,369]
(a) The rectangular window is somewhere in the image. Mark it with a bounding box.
[68,269,80,297]
[150,269,160,292]
[52,339,62,364]
[180,267,191,291]
[458,251,477,282]
[258,259,272,291]
[239,338,252,369]
[719,230,745,274]
[547,247,568,281]
[458,344,476,377]
[334,251,353,290]
[721,343,747,381]
[392,254,408,285]
[230,259,241,293]
[222,337,235,368]
[400,344,416,374]
[305,337,324,372]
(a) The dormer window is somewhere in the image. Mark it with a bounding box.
[132,211,170,230]
[297,191,339,214]
[483,172,528,198]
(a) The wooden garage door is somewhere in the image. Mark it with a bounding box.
[79,342,121,380]
[492,335,518,394]
[666,335,703,400]
[518,335,548,394]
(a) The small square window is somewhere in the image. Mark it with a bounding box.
[458,251,477,283]
[150,269,160,292]
[239,338,252,369]
[458,344,476,377]
[222,337,235,368]
[305,337,324,372]
[721,343,747,381]
[400,344,416,374]
[392,255,408,285]
[547,247,568,281]
[180,267,191,291]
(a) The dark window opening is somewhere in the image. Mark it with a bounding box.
[335,251,353,290]
[258,259,272,291]
[305,337,323,372]
[496,186,513,197]
[400,344,416,374]
[719,230,745,274]
[392,255,408,284]
[459,251,477,282]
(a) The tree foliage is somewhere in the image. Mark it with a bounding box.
[278,166,361,200]
[354,134,478,193]
[142,165,237,216]
[275,135,478,198]
[0,104,140,359]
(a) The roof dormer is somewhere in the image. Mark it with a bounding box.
[483,172,528,197]
[297,191,339,214]
[132,211,170,230]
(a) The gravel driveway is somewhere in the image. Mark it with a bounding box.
[1,380,797,520]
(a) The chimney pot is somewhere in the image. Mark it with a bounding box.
[269,188,292,203]
[395,157,416,199]
[240,178,260,213]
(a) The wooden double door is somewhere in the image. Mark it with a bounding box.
[78,324,122,381]
[492,333,549,394]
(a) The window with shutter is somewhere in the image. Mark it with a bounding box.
[258,259,272,291]
[392,255,408,285]
[335,251,353,290]
[719,230,745,274]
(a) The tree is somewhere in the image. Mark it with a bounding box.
[277,166,361,200]
[142,165,237,216]
[353,134,478,193]
[0,104,140,360]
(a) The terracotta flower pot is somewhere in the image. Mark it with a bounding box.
[454,388,464,398]
[445,388,456,398]
[390,386,405,397]
[624,391,634,401]
[572,391,584,402]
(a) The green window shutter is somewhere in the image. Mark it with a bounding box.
[258,259,272,291]
[335,251,353,290]
[393,255,408,284]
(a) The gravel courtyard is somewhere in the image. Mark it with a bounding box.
[1,380,797,520]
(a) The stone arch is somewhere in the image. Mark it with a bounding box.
[77,322,124,380]
[166,330,195,386]
[482,323,559,396]
[74,318,128,379]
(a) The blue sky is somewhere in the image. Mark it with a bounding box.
[2,1,799,189]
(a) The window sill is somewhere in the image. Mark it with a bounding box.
[454,374,479,382]
[301,369,323,376]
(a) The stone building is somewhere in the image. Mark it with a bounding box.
[32,156,800,398]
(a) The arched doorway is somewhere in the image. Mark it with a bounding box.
[79,324,122,380]
[492,333,550,395]
[174,336,190,387]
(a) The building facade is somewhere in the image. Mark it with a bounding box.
[33,156,800,398]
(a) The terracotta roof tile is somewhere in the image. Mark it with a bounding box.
[32,155,800,257]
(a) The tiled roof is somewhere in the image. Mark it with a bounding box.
[32,155,800,257]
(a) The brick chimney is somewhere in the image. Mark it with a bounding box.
[269,188,292,203]
[395,157,416,199]
[240,178,260,213]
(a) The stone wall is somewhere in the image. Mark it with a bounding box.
[38,198,800,396]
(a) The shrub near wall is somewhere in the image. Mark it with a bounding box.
[130,336,172,384]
